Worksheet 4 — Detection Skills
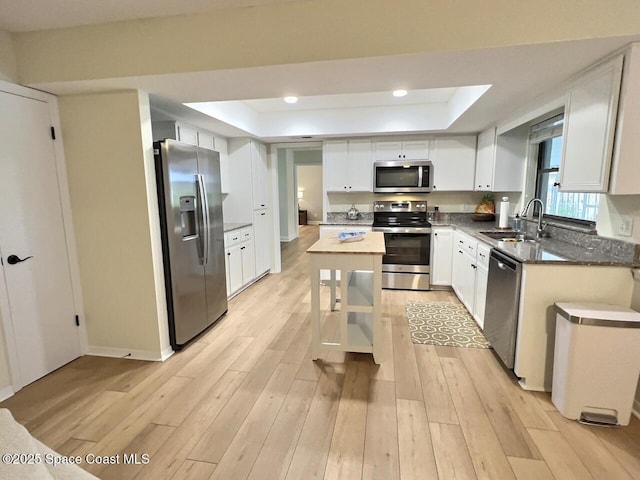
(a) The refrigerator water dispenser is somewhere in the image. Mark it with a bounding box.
[179,195,197,240]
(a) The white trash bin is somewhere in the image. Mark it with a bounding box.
[552,302,640,426]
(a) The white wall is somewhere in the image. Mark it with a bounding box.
[277,150,297,241]
[297,165,323,223]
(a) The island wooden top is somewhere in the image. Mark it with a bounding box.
[306,231,386,255]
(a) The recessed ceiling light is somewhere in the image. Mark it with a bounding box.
[284,96,298,104]
[393,89,408,97]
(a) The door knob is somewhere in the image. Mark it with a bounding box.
[6,254,33,265]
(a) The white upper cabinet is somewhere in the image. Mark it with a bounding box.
[153,121,232,195]
[474,126,527,192]
[347,139,373,191]
[324,139,373,192]
[153,121,203,147]
[430,136,476,191]
[373,139,429,160]
[251,142,268,209]
[197,130,215,150]
[475,129,495,191]
[559,54,623,192]
[214,135,230,194]
[176,123,198,145]
[609,44,640,195]
[324,140,349,192]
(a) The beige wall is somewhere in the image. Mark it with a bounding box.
[58,90,168,356]
[297,165,323,223]
[12,0,640,86]
[0,29,17,82]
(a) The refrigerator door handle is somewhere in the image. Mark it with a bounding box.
[197,174,210,265]
[195,174,205,264]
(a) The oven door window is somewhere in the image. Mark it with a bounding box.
[382,233,430,266]
[375,166,420,188]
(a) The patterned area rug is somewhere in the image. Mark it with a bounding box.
[406,301,491,348]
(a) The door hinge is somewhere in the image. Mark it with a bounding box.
[50,126,56,140]
[75,315,80,327]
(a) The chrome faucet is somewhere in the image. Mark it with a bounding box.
[521,198,547,240]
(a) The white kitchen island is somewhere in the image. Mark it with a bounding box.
[307,231,385,364]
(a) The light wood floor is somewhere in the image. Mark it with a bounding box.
[2,224,640,480]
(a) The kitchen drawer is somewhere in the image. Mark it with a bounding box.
[226,226,253,248]
[464,239,477,258]
[476,243,491,269]
[239,226,253,242]
[453,231,467,251]
[454,231,477,257]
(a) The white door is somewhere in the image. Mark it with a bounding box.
[0,91,81,387]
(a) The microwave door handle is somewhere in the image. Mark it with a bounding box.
[418,166,423,188]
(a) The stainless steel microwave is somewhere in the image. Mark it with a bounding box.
[373,160,433,193]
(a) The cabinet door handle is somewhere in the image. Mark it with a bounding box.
[434,233,438,236]
[553,182,560,187]
[472,264,477,269]
[261,213,266,216]
[459,250,463,254]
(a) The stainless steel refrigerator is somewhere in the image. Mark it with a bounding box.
[154,139,228,350]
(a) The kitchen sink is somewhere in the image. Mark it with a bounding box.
[479,231,538,243]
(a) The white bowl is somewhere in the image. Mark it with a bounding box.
[337,231,366,242]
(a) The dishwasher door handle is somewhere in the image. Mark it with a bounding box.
[498,261,507,270]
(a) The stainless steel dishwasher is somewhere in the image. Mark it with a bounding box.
[484,249,523,369]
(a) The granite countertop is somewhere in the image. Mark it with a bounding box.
[433,219,639,267]
[320,220,374,226]
[323,211,638,266]
[323,212,374,226]
[224,222,252,232]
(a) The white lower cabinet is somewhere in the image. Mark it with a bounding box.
[472,243,491,329]
[451,230,491,328]
[253,209,271,276]
[431,227,453,286]
[225,226,256,297]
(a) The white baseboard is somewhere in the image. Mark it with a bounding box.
[307,220,321,225]
[0,385,15,402]
[87,345,174,362]
[280,234,297,242]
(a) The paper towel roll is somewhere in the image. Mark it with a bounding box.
[498,197,510,228]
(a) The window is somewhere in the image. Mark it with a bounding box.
[531,115,599,224]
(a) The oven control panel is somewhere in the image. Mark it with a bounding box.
[373,201,426,212]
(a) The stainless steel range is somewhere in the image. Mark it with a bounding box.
[372,200,431,290]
